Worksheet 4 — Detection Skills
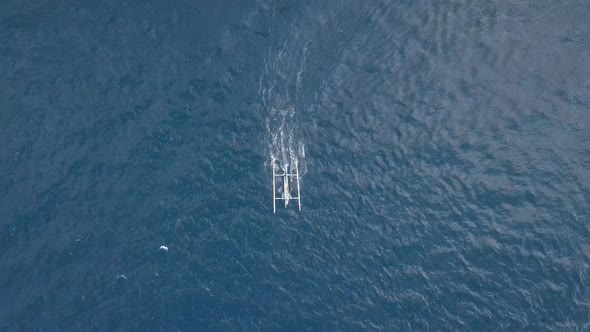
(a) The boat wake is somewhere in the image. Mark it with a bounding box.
[258,28,310,180]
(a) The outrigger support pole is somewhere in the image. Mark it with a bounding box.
[296,160,301,211]
[272,158,276,213]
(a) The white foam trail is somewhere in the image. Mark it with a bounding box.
[259,29,309,176]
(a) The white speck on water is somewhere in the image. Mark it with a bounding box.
[117,274,127,280]
[160,245,168,251]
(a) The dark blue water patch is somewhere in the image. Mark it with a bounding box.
[2,0,590,330]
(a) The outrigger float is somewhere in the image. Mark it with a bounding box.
[272,158,301,213]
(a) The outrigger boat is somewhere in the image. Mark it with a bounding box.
[272,158,301,213]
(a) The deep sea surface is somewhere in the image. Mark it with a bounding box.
[1,0,590,330]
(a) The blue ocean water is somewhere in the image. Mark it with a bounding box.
[1,0,590,330]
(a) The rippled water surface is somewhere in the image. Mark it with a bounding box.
[1,0,590,330]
